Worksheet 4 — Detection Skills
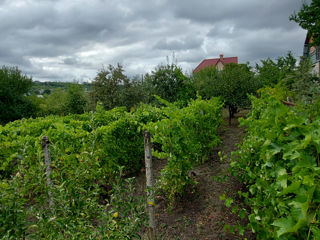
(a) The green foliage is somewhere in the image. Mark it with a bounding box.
[0,94,223,237]
[282,58,320,104]
[123,76,149,109]
[231,88,320,239]
[28,88,67,117]
[64,84,88,114]
[0,107,149,238]
[218,64,257,115]
[29,84,90,117]
[0,179,28,238]
[255,52,297,87]
[145,63,195,103]
[0,107,146,180]
[92,64,129,110]
[94,114,144,176]
[29,81,92,96]
[290,0,320,46]
[0,167,146,239]
[0,66,35,124]
[193,63,257,122]
[192,66,219,99]
[147,96,223,205]
[91,64,147,111]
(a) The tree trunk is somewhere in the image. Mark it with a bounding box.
[228,105,237,126]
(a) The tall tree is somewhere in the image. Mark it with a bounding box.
[193,63,257,124]
[0,66,35,124]
[192,66,219,99]
[282,57,320,104]
[218,63,257,124]
[146,63,194,103]
[290,0,320,45]
[256,52,297,86]
[92,64,129,110]
[64,84,88,114]
[121,76,148,109]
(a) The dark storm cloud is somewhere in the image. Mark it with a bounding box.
[171,0,302,30]
[0,0,307,81]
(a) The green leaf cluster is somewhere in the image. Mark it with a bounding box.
[290,0,320,46]
[231,88,320,239]
[144,63,196,104]
[0,107,148,238]
[0,66,36,124]
[147,96,223,205]
[0,94,223,237]
[192,63,257,123]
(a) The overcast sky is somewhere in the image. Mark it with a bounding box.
[0,0,307,82]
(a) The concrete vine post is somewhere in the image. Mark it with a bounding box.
[144,131,156,239]
[41,136,55,212]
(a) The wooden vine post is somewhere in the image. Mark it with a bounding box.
[144,131,156,239]
[41,136,55,212]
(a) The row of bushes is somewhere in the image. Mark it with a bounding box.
[0,96,223,238]
[231,88,320,239]
[148,96,223,205]
[0,104,149,239]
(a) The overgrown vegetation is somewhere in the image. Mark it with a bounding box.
[290,0,320,46]
[230,86,320,239]
[0,106,148,238]
[224,53,320,238]
[0,95,223,238]
[1,2,319,237]
[0,66,35,124]
[193,63,258,124]
[147,96,223,205]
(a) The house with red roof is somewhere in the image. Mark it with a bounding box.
[193,54,238,73]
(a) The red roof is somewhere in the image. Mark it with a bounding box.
[193,55,238,73]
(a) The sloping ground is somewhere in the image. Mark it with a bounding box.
[136,111,255,240]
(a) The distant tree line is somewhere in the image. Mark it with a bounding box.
[1,0,319,125]
[1,50,319,125]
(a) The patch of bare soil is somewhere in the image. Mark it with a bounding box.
[135,111,255,240]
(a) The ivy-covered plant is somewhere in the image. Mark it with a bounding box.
[231,87,320,239]
[147,96,223,205]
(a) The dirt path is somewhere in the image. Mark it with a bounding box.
[137,112,254,240]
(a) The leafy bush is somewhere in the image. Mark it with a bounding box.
[193,63,258,124]
[147,96,223,205]
[0,96,224,238]
[231,88,320,239]
[0,107,148,239]
[0,167,146,239]
[144,63,195,104]
[0,66,36,124]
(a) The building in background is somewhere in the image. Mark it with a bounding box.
[193,54,238,73]
[303,32,320,77]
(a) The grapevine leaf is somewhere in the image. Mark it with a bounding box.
[272,216,296,237]
[311,226,320,240]
[239,208,246,219]
[219,194,226,201]
[278,182,301,196]
[300,134,312,149]
[289,200,309,223]
[225,197,234,207]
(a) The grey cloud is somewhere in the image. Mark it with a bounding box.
[63,57,78,65]
[0,0,307,81]
[154,36,203,50]
[172,0,303,30]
